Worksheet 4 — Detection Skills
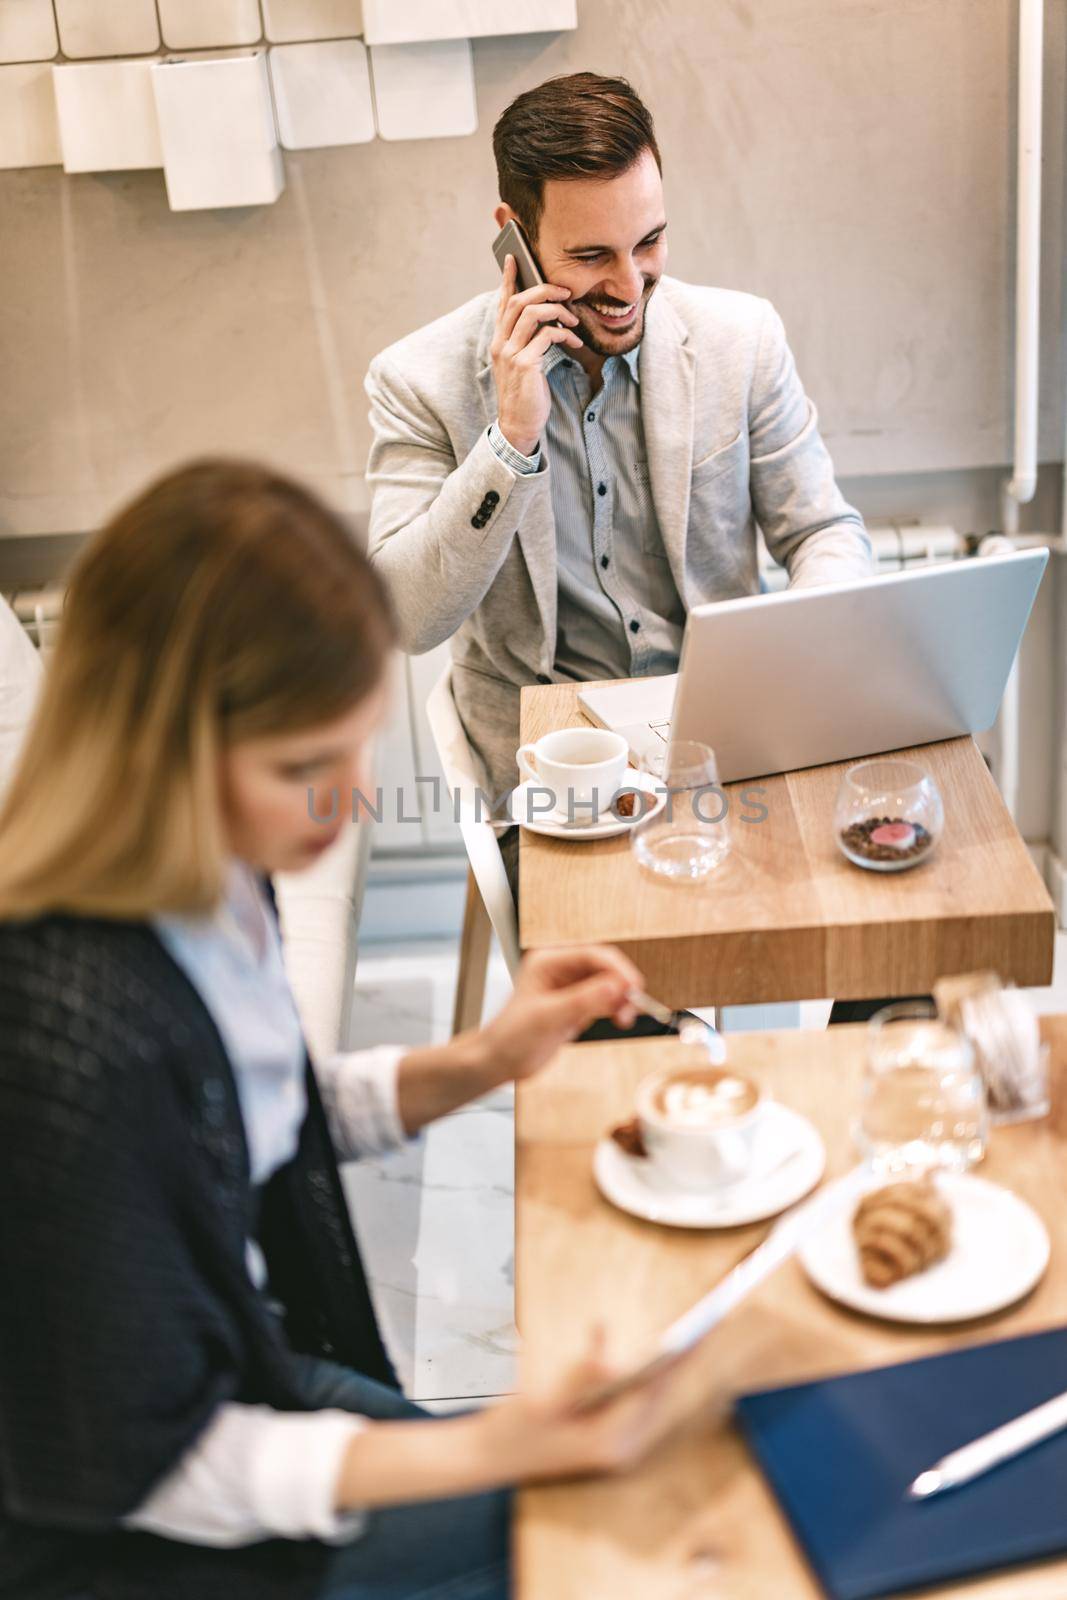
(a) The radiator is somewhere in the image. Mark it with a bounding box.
[758,524,967,591]
[9,526,968,649]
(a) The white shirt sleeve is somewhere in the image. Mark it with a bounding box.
[315,1044,409,1161]
[124,1403,368,1547]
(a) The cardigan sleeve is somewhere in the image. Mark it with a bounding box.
[124,1403,368,1546]
[0,943,256,1529]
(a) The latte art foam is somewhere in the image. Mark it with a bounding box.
[649,1069,758,1128]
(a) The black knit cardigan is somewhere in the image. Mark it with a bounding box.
[0,910,397,1600]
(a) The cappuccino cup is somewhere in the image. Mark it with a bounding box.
[636,1064,767,1190]
[515,727,628,822]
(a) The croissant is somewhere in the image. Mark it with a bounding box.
[852,1179,953,1289]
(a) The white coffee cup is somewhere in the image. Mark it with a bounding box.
[635,1064,769,1190]
[515,727,629,822]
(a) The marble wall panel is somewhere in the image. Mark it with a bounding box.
[270,40,374,150]
[369,39,477,141]
[53,0,160,59]
[151,50,284,210]
[261,0,364,44]
[53,60,163,172]
[156,0,263,51]
[0,0,58,64]
[362,0,576,46]
[0,62,60,168]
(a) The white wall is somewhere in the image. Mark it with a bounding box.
[1,0,1064,847]
[2,0,1066,531]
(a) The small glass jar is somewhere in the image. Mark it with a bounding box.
[834,758,944,872]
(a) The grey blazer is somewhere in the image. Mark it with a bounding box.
[366,277,871,799]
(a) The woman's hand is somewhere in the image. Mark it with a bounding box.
[334,1327,699,1512]
[473,1326,697,1485]
[475,946,642,1084]
[394,945,641,1133]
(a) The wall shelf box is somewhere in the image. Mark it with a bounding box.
[53,0,160,60]
[370,39,476,142]
[53,61,162,172]
[156,0,262,52]
[0,62,60,168]
[150,51,284,211]
[261,0,364,44]
[269,41,374,151]
[0,0,58,64]
[362,0,576,45]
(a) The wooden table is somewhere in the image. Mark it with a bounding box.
[518,682,1055,1008]
[515,1019,1067,1599]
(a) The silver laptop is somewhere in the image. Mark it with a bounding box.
[578,548,1048,783]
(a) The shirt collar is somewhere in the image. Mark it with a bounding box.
[621,344,642,382]
[544,342,642,385]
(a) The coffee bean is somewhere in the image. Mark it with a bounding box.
[840,815,934,866]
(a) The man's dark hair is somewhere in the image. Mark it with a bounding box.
[492,72,661,237]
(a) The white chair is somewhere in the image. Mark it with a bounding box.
[425,662,520,1033]
[275,820,373,1058]
[270,506,376,1061]
[0,592,43,799]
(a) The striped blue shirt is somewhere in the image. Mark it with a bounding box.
[489,342,684,682]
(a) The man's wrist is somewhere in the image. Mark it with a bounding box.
[502,429,539,457]
[493,419,540,461]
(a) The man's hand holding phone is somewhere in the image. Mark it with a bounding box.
[490,254,583,457]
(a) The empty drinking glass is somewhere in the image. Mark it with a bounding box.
[630,739,730,882]
[856,1000,988,1172]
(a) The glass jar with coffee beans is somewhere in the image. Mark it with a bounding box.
[834,758,944,873]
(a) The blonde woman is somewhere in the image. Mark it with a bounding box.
[0,461,695,1600]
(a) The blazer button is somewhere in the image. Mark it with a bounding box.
[536,673,551,684]
[471,513,485,529]
[485,490,500,506]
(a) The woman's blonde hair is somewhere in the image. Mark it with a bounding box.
[0,459,395,920]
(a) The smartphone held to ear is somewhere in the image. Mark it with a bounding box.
[492,219,545,292]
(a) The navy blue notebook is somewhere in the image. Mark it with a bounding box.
[736,1326,1067,1600]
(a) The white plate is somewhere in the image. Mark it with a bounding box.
[593,1102,826,1228]
[799,1172,1050,1324]
[507,768,666,840]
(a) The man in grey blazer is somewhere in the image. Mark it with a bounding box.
[366,71,872,810]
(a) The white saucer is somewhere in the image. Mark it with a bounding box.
[799,1172,1050,1324]
[593,1102,826,1228]
[507,769,666,840]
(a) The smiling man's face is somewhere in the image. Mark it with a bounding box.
[497,149,667,362]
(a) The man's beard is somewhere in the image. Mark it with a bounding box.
[571,275,660,358]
